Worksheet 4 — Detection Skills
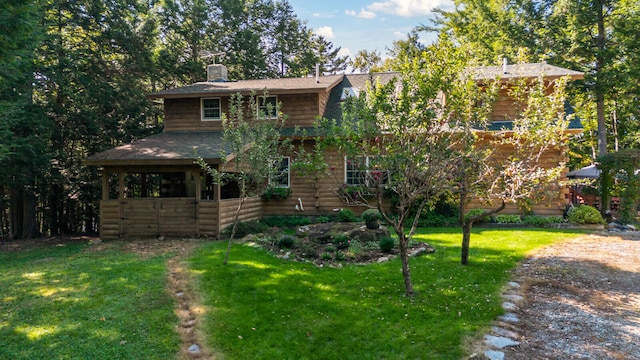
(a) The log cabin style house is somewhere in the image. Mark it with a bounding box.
[84,63,584,239]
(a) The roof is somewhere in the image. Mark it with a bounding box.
[84,131,231,166]
[323,72,399,120]
[148,74,345,99]
[470,62,584,81]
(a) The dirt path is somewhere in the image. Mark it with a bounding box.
[498,234,640,359]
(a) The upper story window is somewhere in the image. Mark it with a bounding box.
[201,98,221,121]
[258,95,278,119]
[270,157,290,188]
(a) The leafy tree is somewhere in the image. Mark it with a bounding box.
[350,50,383,74]
[197,92,291,264]
[319,38,472,296]
[312,36,349,75]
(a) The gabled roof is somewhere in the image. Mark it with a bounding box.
[148,74,345,99]
[84,131,230,166]
[470,62,584,81]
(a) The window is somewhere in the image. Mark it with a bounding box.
[271,157,290,188]
[258,95,278,119]
[201,98,221,120]
[345,156,387,187]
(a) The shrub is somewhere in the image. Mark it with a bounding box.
[418,211,459,227]
[493,214,522,224]
[298,243,318,259]
[324,245,336,253]
[379,236,395,253]
[261,215,312,228]
[464,209,489,223]
[333,234,350,250]
[522,215,564,226]
[261,186,291,200]
[361,209,382,221]
[222,220,269,237]
[321,252,333,260]
[335,251,346,261]
[316,216,330,224]
[567,205,605,225]
[337,208,357,223]
[277,235,296,249]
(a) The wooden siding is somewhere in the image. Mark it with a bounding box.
[198,201,219,236]
[219,197,263,233]
[163,93,320,132]
[100,200,120,239]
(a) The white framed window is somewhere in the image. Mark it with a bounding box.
[258,95,278,119]
[345,156,387,187]
[201,98,221,120]
[270,157,290,188]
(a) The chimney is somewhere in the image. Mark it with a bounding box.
[315,63,320,83]
[502,58,508,74]
[207,64,228,82]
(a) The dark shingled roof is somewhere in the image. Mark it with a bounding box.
[84,131,230,166]
[148,75,344,99]
[469,62,584,81]
[322,72,399,120]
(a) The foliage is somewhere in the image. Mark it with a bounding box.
[189,229,583,359]
[261,215,312,228]
[0,242,179,358]
[337,208,357,223]
[222,220,269,238]
[378,236,395,253]
[316,216,331,224]
[493,214,522,224]
[567,205,606,225]
[464,209,490,224]
[261,186,291,200]
[277,235,296,249]
[522,215,565,226]
[333,234,350,250]
[417,212,459,227]
[361,209,382,221]
[598,149,640,223]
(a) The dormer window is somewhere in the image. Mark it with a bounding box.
[258,95,278,119]
[201,98,221,120]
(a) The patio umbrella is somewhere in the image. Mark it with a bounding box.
[567,164,601,179]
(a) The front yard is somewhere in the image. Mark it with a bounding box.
[0,228,584,359]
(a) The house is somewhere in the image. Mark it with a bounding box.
[84,62,583,239]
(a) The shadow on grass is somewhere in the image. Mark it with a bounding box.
[0,242,179,360]
[189,229,584,359]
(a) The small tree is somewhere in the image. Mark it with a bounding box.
[455,73,573,265]
[197,91,290,264]
[598,149,640,224]
[319,38,488,296]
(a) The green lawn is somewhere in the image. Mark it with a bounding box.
[190,228,584,360]
[0,242,179,359]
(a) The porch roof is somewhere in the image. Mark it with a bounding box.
[84,131,230,166]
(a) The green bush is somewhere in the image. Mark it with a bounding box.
[335,251,346,261]
[379,236,395,253]
[464,209,489,223]
[261,186,291,200]
[418,212,459,227]
[493,214,522,223]
[337,208,357,222]
[261,215,312,228]
[223,220,269,237]
[333,234,350,250]
[316,216,331,224]
[522,215,564,226]
[277,235,296,249]
[567,205,605,225]
[361,209,382,221]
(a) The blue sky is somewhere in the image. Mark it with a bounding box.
[287,0,455,60]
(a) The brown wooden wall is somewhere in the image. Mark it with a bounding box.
[219,197,263,232]
[163,93,322,132]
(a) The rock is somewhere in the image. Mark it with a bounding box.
[377,257,389,263]
[188,344,201,354]
[491,326,519,339]
[623,224,637,231]
[502,302,517,311]
[282,251,291,260]
[483,350,505,360]
[497,313,519,323]
[484,335,520,349]
[507,281,521,289]
[502,294,524,303]
[176,291,184,297]
[296,225,310,237]
[158,236,165,241]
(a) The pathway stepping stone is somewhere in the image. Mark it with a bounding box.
[484,335,520,349]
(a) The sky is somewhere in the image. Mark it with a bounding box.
[287,0,455,60]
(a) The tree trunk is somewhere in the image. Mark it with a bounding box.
[21,185,38,239]
[395,226,414,297]
[223,196,246,265]
[461,222,472,265]
[595,0,607,156]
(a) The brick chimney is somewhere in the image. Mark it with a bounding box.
[207,64,228,82]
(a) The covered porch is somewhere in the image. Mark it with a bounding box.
[84,131,263,239]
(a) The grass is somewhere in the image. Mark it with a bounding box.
[190,228,584,359]
[0,242,179,359]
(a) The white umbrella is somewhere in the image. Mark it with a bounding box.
[567,164,600,179]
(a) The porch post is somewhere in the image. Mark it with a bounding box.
[118,172,125,199]
[102,171,109,201]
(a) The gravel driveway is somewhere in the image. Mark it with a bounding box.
[498,234,640,359]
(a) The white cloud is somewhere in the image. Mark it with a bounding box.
[346,8,377,19]
[337,47,351,58]
[393,31,405,38]
[316,26,335,39]
[367,0,448,17]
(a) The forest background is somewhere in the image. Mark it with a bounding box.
[1,0,639,239]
